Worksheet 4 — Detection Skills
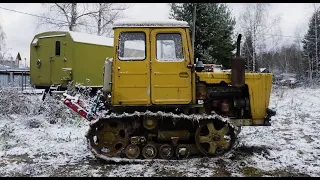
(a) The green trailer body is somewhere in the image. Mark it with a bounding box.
[30,31,114,90]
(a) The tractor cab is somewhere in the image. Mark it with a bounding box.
[111,20,195,106]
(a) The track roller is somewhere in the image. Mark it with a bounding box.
[159,144,173,160]
[125,144,140,159]
[175,144,190,159]
[142,144,157,159]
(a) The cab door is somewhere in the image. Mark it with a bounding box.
[112,29,151,105]
[150,29,192,104]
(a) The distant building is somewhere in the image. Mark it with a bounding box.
[0,53,21,68]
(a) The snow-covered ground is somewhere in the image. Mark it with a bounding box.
[0,86,319,177]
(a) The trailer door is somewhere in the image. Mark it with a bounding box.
[49,36,67,85]
[35,34,66,86]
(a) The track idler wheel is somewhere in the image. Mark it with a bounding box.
[195,121,235,157]
[125,144,140,159]
[175,144,190,159]
[142,144,157,159]
[159,144,173,160]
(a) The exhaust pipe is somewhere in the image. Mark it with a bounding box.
[236,34,241,57]
[231,34,245,87]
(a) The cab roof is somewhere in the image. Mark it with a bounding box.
[113,19,190,28]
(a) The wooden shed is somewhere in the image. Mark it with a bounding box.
[30,31,114,90]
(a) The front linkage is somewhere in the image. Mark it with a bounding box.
[62,91,103,121]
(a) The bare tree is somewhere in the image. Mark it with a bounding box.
[37,3,96,31]
[238,3,282,72]
[86,3,129,37]
[37,3,129,36]
[0,22,6,61]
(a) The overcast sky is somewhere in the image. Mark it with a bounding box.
[0,3,317,66]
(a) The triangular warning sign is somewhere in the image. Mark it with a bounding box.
[16,53,22,61]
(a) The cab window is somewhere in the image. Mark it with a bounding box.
[118,32,146,60]
[156,33,184,62]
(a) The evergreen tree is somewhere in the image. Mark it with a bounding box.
[303,10,320,77]
[170,3,236,68]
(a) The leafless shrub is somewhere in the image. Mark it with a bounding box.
[38,94,79,124]
[0,81,87,125]
[0,83,37,116]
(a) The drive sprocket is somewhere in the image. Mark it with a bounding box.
[195,120,236,157]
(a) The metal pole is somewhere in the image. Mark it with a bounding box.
[192,3,197,59]
[9,72,13,84]
[25,72,27,90]
[314,4,318,73]
[21,72,23,91]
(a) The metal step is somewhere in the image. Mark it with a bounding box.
[49,85,60,91]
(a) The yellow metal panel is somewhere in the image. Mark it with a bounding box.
[150,28,192,104]
[112,28,151,105]
[196,72,273,120]
[185,28,197,105]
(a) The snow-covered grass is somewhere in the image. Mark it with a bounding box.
[0,85,319,177]
[237,86,320,176]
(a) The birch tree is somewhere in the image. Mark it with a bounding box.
[241,31,255,71]
[37,3,128,36]
[86,3,129,37]
[37,3,95,31]
[0,22,6,61]
[238,3,281,72]
[292,26,308,79]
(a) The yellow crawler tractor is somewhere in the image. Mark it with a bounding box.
[63,19,275,161]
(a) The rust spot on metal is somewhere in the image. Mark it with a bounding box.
[196,82,207,100]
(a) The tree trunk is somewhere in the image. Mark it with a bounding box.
[97,3,103,36]
[69,3,77,31]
